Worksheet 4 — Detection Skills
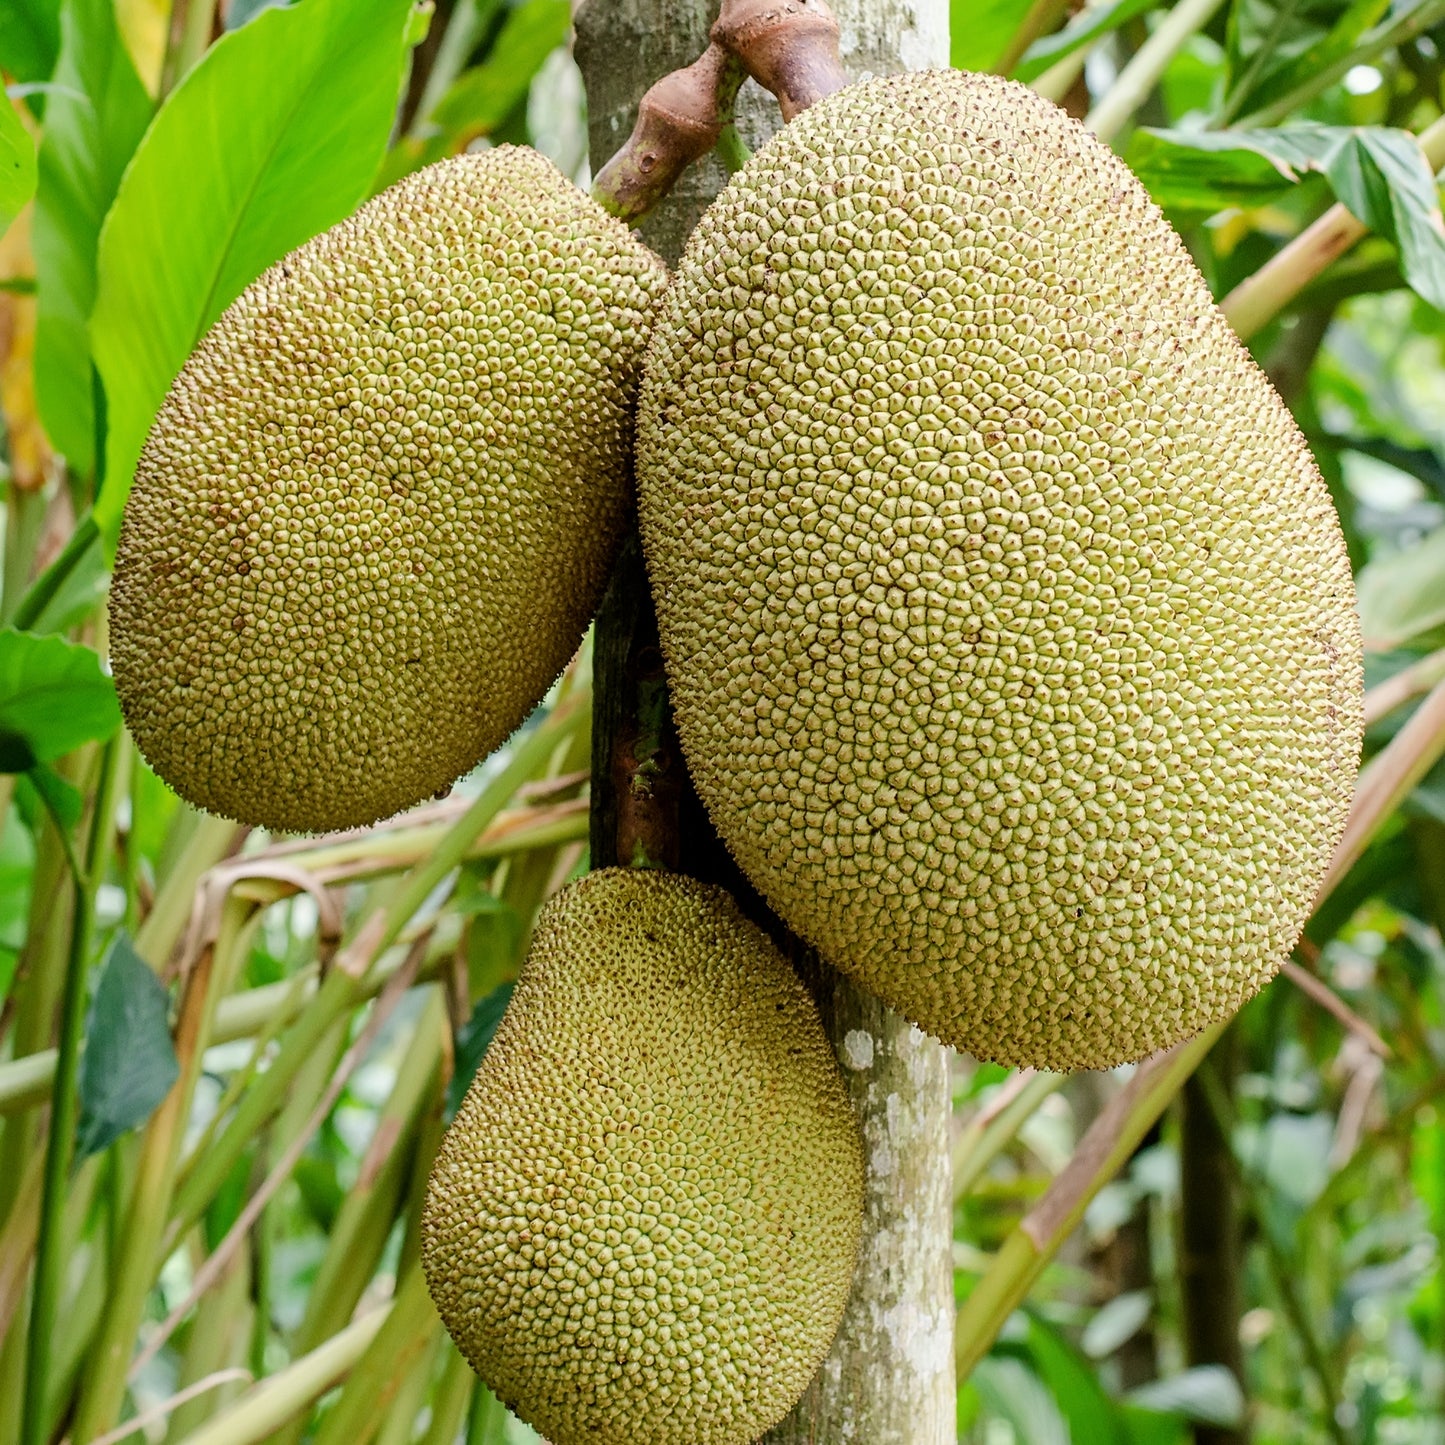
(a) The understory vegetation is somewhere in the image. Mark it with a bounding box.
[2,0,1445,1441]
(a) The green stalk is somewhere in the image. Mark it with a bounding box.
[954,1021,1224,1381]
[308,1264,439,1445]
[22,736,125,1445]
[418,1346,477,1445]
[70,892,250,1442]
[290,993,444,1355]
[1084,0,1229,144]
[172,1306,390,1445]
[9,514,100,632]
[952,1070,1065,1203]
[465,1384,512,1445]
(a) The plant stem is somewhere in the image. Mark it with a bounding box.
[952,1070,1065,1203]
[171,1306,390,1445]
[994,0,1069,77]
[1084,0,1228,143]
[955,1022,1225,1381]
[21,736,123,1445]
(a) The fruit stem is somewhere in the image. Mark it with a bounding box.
[712,0,849,119]
[591,42,743,223]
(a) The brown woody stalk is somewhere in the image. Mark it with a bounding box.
[712,0,849,118]
[592,43,744,223]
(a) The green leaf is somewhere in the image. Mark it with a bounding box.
[1013,0,1160,81]
[1129,127,1304,211]
[1131,125,1445,309]
[0,0,61,87]
[75,932,179,1160]
[89,0,425,553]
[1223,0,1391,123]
[1125,1366,1246,1426]
[32,0,152,474]
[949,0,1035,72]
[971,1355,1072,1445]
[0,629,119,771]
[445,981,515,1121]
[18,762,83,830]
[0,91,38,242]
[1014,1313,1130,1445]
[1356,525,1445,649]
[429,0,568,137]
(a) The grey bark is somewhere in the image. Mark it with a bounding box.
[574,1,955,1440]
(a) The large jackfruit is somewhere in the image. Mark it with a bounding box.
[636,70,1363,1071]
[111,146,668,833]
[421,868,864,1445]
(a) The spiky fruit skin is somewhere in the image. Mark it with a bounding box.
[110,146,668,833]
[421,869,864,1445]
[636,70,1363,1072]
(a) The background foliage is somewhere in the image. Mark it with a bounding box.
[2,0,1445,1441]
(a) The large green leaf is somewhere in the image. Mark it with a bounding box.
[1013,0,1160,82]
[32,0,152,475]
[949,0,1035,72]
[1131,125,1445,308]
[445,981,516,1121]
[76,932,180,1160]
[89,0,425,552]
[0,0,61,87]
[0,91,37,241]
[0,629,120,772]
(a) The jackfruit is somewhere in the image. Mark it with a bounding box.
[110,146,668,833]
[635,70,1363,1071]
[421,867,863,1445]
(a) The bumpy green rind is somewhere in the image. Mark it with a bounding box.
[421,869,864,1445]
[111,146,668,833]
[636,69,1364,1072]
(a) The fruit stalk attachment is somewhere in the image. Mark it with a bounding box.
[712,0,849,119]
[591,42,745,222]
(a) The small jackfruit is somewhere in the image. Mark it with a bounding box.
[636,70,1363,1071]
[421,868,864,1445]
[111,146,668,833]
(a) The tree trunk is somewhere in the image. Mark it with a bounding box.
[1179,1028,1248,1445]
[573,0,955,1439]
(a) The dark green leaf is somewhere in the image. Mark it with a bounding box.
[1013,0,1160,81]
[971,1355,1072,1445]
[445,981,515,1121]
[1129,127,1303,212]
[32,0,153,473]
[18,763,83,831]
[89,0,426,553]
[1125,1367,1246,1426]
[0,629,120,769]
[1121,1405,1189,1445]
[949,0,1035,72]
[429,0,569,138]
[1224,0,1391,123]
[0,0,61,87]
[1013,1313,1130,1445]
[76,932,179,1160]
[0,91,38,241]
